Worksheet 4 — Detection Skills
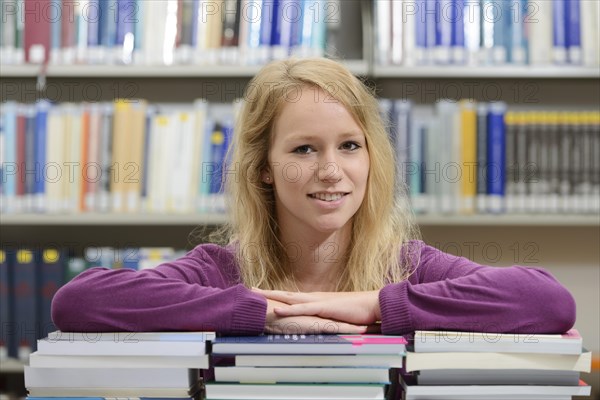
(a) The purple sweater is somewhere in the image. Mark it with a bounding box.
[51,241,576,335]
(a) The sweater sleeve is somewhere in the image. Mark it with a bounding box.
[51,244,267,335]
[379,241,576,335]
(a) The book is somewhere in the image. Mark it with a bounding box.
[211,334,407,355]
[415,368,580,386]
[36,337,210,356]
[413,329,583,354]
[405,349,592,372]
[29,352,210,369]
[214,366,390,384]
[24,366,199,388]
[26,385,202,398]
[204,382,386,399]
[400,376,591,398]
[46,330,215,342]
[234,354,404,367]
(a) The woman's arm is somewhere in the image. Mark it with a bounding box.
[51,244,267,335]
[378,241,576,335]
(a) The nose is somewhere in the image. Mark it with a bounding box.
[316,149,343,183]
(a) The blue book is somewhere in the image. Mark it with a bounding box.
[451,0,466,63]
[565,0,582,64]
[0,248,13,358]
[211,334,408,355]
[435,0,453,64]
[507,0,528,64]
[486,102,507,213]
[199,116,213,212]
[116,0,135,63]
[34,100,50,212]
[476,103,488,212]
[12,248,39,359]
[121,247,140,270]
[553,0,568,63]
[259,0,277,61]
[245,0,264,63]
[3,102,17,213]
[87,0,100,46]
[208,122,226,196]
[38,248,67,338]
[416,0,428,63]
[99,0,117,57]
[491,0,507,63]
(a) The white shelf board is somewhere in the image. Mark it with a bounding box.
[0,60,369,78]
[373,65,600,79]
[1,213,598,226]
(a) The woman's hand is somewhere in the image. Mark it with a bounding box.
[257,289,382,328]
[264,298,367,334]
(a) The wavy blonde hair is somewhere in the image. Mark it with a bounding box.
[215,57,420,291]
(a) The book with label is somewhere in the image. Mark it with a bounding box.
[211,334,407,355]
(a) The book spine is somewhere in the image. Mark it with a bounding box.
[13,248,38,360]
[99,0,117,63]
[403,0,417,65]
[116,0,135,64]
[528,0,553,65]
[552,0,567,63]
[38,248,67,338]
[87,0,100,63]
[486,102,506,213]
[504,112,516,213]
[49,0,62,64]
[475,103,488,213]
[460,100,477,214]
[34,100,50,213]
[462,0,480,65]
[24,105,35,213]
[24,0,51,63]
[566,0,582,63]
[514,112,528,213]
[375,0,391,65]
[0,249,12,360]
[221,0,241,64]
[547,112,561,212]
[451,0,466,64]
[581,0,599,66]
[3,102,17,213]
[508,0,527,64]
[435,0,452,64]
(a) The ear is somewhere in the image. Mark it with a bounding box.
[261,169,272,184]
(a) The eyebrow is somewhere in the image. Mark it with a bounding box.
[287,131,364,142]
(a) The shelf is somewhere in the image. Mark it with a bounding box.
[1,213,598,227]
[0,358,25,373]
[373,65,600,79]
[0,60,369,78]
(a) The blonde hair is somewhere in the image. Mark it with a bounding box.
[215,57,420,291]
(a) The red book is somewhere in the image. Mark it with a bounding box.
[24,0,51,63]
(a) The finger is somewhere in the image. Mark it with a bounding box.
[273,303,324,317]
[255,289,313,305]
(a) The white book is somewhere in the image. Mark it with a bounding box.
[29,352,210,369]
[581,0,600,66]
[416,368,580,385]
[36,338,209,356]
[215,366,390,384]
[235,354,403,368]
[375,0,391,65]
[46,330,215,342]
[391,0,404,65]
[405,349,592,372]
[414,329,583,354]
[204,383,385,400]
[84,104,102,212]
[45,108,64,213]
[528,0,553,65]
[25,366,198,388]
[169,109,196,213]
[143,0,169,64]
[27,386,200,398]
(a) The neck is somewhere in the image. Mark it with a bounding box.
[280,225,352,292]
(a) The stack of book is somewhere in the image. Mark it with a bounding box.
[24,330,215,399]
[203,333,407,399]
[396,329,592,399]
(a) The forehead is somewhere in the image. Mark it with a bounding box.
[271,86,362,142]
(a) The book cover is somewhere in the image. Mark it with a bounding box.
[486,101,506,213]
[38,248,67,339]
[24,0,51,63]
[12,248,39,359]
[413,329,583,354]
[211,334,407,355]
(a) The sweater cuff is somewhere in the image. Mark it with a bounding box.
[379,282,414,335]
[230,285,267,335]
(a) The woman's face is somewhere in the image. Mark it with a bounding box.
[265,86,370,236]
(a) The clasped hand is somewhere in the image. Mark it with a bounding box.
[252,288,382,335]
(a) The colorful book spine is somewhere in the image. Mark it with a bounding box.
[486,102,506,213]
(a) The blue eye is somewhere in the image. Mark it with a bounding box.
[293,145,313,154]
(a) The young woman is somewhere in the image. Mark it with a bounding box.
[52,58,576,336]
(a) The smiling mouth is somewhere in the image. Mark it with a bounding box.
[308,193,349,202]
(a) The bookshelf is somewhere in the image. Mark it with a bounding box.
[1,0,599,397]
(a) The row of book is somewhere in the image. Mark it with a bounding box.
[380,101,600,215]
[23,329,592,399]
[0,0,338,66]
[375,0,600,66]
[0,246,182,360]
[2,99,599,216]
